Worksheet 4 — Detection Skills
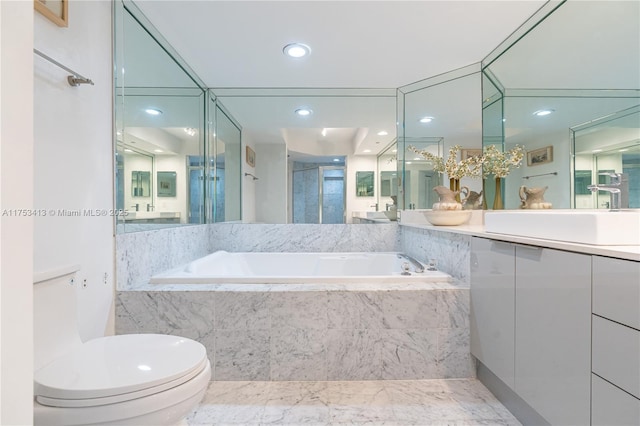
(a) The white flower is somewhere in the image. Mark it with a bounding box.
[482,145,525,178]
[408,144,483,179]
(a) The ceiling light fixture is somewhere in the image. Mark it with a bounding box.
[619,148,629,152]
[377,131,388,136]
[333,158,340,162]
[145,108,163,116]
[414,157,421,161]
[124,148,133,153]
[283,43,311,58]
[592,149,603,153]
[406,161,413,165]
[321,128,327,137]
[295,107,313,117]
[184,128,196,136]
[419,116,434,123]
[154,149,164,153]
[363,149,372,153]
[533,109,554,116]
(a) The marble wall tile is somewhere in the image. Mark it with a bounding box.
[439,289,471,329]
[270,292,328,330]
[209,223,400,253]
[381,290,439,329]
[270,328,327,381]
[215,292,270,330]
[401,226,471,286]
[438,327,476,379]
[327,329,382,380]
[116,224,210,290]
[327,291,383,329]
[214,329,270,381]
[380,329,438,380]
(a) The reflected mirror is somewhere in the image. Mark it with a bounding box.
[356,171,374,197]
[482,1,639,209]
[131,171,150,197]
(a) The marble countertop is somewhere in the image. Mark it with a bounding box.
[400,221,640,262]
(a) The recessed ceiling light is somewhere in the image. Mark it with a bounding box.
[406,161,413,165]
[145,108,162,116]
[392,149,397,153]
[283,43,311,58]
[154,149,164,153]
[414,157,421,160]
[592,149,603,153]
[321,128,327,137]
[184,128,196,136]
[333,158,340,162]
[377,131,388,136]
[619,148,629,152]
[363,149,372,153]
[419,116,434,123]
[124,148,133,153]
[295,107,313,117]
[533,109,554,116]
[116,131,122,136]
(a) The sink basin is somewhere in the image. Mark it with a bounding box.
[485,210,640,246]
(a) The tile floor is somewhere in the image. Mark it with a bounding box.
[187,379,521,425]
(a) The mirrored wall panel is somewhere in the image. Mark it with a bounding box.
[482,1,640,209]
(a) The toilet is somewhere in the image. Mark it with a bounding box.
[33,268,211,425]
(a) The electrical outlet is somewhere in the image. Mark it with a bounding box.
[82,278,88,288]
[103,272,108,285]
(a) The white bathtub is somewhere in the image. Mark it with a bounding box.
[150,251,451,284]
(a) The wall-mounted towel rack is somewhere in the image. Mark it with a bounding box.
[244,172,259,181]
[522,171,558,180]
[34,48,94,87]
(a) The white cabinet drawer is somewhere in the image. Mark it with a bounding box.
[592,374,640,426]
[593,256,640,330]
[593,315,640,399]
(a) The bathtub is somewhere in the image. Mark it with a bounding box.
[149,251,451,284]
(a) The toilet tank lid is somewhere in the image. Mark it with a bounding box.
[34,334,208,400]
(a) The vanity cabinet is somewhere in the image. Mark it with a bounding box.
[470,237,592,425]
[591,256,640,425]
[514,245,591,426]
[470,238,515,388]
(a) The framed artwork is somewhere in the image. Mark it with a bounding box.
[35,0,68,27]
[461,148,482,161]
[527,146,554,166]
[157,172,177,197]
[246,146,256,167]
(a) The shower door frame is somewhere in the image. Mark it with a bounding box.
[318,166,346,224]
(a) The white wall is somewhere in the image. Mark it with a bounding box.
[34,1,114,341]
[242,133,256,222]
[255,143,287,223]
[1,2,34,423]
[345,155,377,222]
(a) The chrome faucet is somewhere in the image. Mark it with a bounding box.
[397,253,425,273]
[587,172,628,211]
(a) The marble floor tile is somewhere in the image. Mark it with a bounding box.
[187,379,521,425]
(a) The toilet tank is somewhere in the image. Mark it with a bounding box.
[34,266,83,371]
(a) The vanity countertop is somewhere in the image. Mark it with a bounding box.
[400,222,640,262]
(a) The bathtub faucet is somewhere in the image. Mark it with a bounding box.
[397,253,424,273]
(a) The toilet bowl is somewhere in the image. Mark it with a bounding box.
[34,268,211,425]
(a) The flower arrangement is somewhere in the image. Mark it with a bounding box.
[482,144,525,178]
[407,144,483,179]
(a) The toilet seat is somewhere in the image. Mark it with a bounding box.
[35,334,208,408]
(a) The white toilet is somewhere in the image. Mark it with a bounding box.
[33,268,211,426]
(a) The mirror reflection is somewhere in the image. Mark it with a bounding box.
[356,172,374,197]
[482,1,639,209]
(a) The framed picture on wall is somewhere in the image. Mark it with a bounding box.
[527,146,554,166]
[246,146,256,167]
[34,0,68,27]
[461,148,482,161]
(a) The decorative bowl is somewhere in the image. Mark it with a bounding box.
[423,209,472,226]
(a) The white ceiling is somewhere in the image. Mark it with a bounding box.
[130,0,546,155]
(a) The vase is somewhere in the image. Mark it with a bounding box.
[449,178,461,203]
[482,179,488,210]
[493,177,504,210]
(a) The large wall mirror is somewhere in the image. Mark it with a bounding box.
[482,1,639,209]
[114,1,241,232]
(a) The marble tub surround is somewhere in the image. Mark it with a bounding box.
[186,379,521,425]
[117,223,400,290]
[116,284,473,381]
[401,225,472,285]
[209,223,400,253]
[116,224,210,290]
